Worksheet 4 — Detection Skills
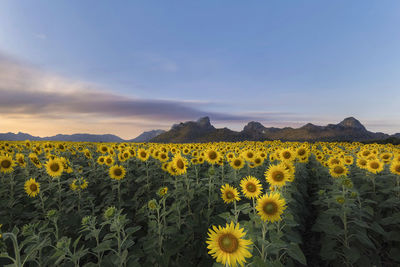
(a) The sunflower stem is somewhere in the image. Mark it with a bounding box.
[234,200,238,224]
[261,222,268,260]
[117,180,121,210]
[39,192,46,216]
[57,178,62,212]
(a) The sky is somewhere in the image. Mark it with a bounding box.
[0,1,399,139]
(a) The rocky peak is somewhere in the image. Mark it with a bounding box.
[243,121,266,133]
[196,116,212,128]
[338,117,366,131]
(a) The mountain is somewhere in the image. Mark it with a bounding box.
[0,132,125,142]
[130,129,165,142]
[150,116,393,143]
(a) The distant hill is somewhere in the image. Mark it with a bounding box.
[151,116,395,143]
[0,132,125,142]
[0,129,166,143]
[129,129,165,142]
[1,117,398,143]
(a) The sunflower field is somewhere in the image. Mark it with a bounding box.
[0,140,399,267]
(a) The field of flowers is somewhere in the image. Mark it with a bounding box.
[0,140,399,267]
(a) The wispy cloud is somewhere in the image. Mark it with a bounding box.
[0,52,274,138]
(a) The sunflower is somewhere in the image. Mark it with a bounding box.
[98,144,109,154]
[242,150,256,162]
[24,178,40,197]
[356,158,368,169]
[137,148,150,161]
[240,176,262,199]
[158,152,169,162]
[97,156,106,165]
[205,149,220,165]
[0,155,15,173]
[366,159,384,174]
[206,222,252,267]
[45,158,64,178]
[29,153,42,168]
[230,157,245,170]
[279,148,295,162]
[16,153,26,168]
[104,156,115,166]
[390,161,400,175]
[264,164,292,187]
[172,154,188,175]
[109,165,126,180]
[329,164,348,178]
[256,192,286,222]
[221,184,240,204]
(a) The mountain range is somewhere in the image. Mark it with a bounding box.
[150,117,397,143]
[0,117,398,143]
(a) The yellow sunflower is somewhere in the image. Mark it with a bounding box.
[240,176,262,199]
[97,156,106,165]
[137,148,150,161]
[264,164,292,187]
[390,161,400,175]
[0,155,15,173]
[366,159,384,174]
[329,164,348,178]
[172,154,188,175]
[221,184,241,204]
[230,157,245,170]
[24,178,40,197]
[279,148,295,162]
[109,165,126,180]
[356,158,368,169]
[206,222,252,267]
[45,158,64,178]
[256,192,286,222]
[205,149,220,165]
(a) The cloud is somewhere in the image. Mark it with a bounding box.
[1,52,279,138]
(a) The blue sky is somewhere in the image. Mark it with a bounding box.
[0,1,399,139]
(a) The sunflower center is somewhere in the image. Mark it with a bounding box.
[176,159,184,169]
[208,151,217,160]
[255,158,261,164]
[161,154,166,159]
[333,166,344,174]
[383,155,389,159]
[234,159,241,167]
[18,158,24,164]
[30,183,38,192]
[106,159,112,164]
[218,234,239,253]
[226,191,234,199]
[298,149,305,156]
[360,160,366,166]
[102,147,107,152]
[272,171,284,181]
[282,151,291,159]
[50,163,60,172]
[140,152,147,158]
[1,160,11,169]
[263,201,278,215]
[114,168,122,176]
[370,162,379,169]
[246,183,256,192]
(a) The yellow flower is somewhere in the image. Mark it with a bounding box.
[240,176,262,199]
[221,184,240,204]
[390,161,400,175]
[329,164,349,178]
[264,164,292,187]
[24,178,40,197]
[230,157,245,170]
[0,155,15,173]
[206,222,252,267]
[256,192,286,222]
[366,159,384,174]
[45,158,64,178]
[109,165,126,180]
[172,154,188,175]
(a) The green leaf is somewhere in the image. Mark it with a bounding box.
[286,242,307,265]
[344,246,360,264]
